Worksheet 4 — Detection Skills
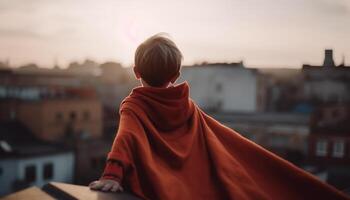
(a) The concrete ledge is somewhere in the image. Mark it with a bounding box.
[3,182,141,200]
[2,187,55,200]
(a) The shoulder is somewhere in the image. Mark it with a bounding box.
[117,108,146,140]
[118,108,139,129]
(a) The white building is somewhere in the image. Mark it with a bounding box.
[0,122,74,197]
[179,63,265,112]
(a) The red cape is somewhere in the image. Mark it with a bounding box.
[107,82,349,200]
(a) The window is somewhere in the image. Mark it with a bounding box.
[55,112,63,122]
[69,111,76,121]
[315,140,328,157]
[332,140,345,158]
[83,111,90,121]
[43,163,54,180]
[0,86,6,98]
[25,165,36,183]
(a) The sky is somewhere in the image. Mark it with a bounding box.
[0,0,349,68]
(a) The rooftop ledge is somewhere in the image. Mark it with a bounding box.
[3,182,141,200]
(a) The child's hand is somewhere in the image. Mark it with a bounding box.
[89,179,124,192]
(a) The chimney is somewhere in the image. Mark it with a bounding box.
[323,49,335,67]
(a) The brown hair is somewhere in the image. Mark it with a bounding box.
[134,33,183,87]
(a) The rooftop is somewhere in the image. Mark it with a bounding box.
[0,121,71,159]
[209,111,310,126]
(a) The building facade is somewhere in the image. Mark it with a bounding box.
[307,105,350,190]
[0,121,74,197]
[180,62,266,112]
[211,112,310,164]
[0,152,74,196]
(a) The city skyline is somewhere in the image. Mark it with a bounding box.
[0,0,350,68]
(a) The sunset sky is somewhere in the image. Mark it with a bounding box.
[0,0,349,68]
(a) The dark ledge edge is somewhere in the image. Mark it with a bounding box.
[42,182,77,200]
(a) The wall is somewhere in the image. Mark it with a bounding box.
[180,66,258,112]
[0,152,74,197]
[17,99,103,141]
[304,80,349,102]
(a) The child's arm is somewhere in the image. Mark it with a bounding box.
[89,160,124,192]
[101,160,124,182]
[89,109,135,192]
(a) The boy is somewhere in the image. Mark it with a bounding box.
[89,33,349,200]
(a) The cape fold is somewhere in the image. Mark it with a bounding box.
[107,81,349,200]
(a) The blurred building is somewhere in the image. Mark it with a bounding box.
[302,49,350,104]
[260,49,350,113]
[0,63,137,139]
[73,139,112,185]
[99,62,128,84]
[97,62,137,109]
[211,112,310,164]
[97,62,137,138]
[66,59,101,76]
[0,68,111,187]
[0,87,102,142]
[258,68,304,112]
[0,68,83,87]
[180,62,267,112]
[309,105,350,165]
[0,121,74,197]
[307,105,350,190]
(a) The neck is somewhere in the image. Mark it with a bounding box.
[141,79,172,88]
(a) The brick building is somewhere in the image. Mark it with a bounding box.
[307,105,350,190]
[308,105,350,166]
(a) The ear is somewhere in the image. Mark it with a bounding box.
[170,72,180,83]
[133,66,141,79]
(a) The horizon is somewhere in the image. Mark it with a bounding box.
[0,0,350,69]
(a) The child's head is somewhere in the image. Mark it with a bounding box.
[134,33,183,87]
